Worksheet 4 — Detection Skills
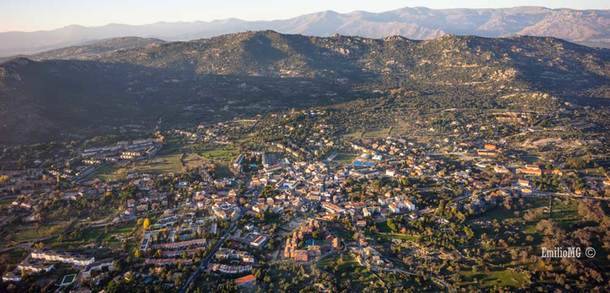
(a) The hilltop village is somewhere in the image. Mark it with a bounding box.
[0,99,609,292]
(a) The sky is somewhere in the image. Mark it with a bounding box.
[1,0,609,32]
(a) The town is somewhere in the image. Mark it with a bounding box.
[1,98,609,292]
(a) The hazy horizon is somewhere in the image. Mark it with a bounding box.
[1,0,609,33]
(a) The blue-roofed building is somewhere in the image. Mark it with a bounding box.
[353,160,376,168]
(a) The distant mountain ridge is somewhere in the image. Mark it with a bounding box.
[0,6,609,57]
[1,31,608,144]
[0,37,166,63]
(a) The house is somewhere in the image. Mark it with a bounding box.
[120,151,142,160]
[321,202,345,214]
[2,271,21,282]
[332,237,342,249]
[388,203,400,214]
[484,144,498,151]
[30,250,95,267]
[250,235,268,248]
[402,199,416,211]
[477,149,498,158]
[233,154,245,171]
[362,207,371,218]
[517,165,543,176]
[292,250,309,262]
[17,262,55,274]
[493,165,510,174]
[518,179,530,187]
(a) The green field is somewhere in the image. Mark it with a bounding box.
[198,144,239,163]
[92,137,188,181]
[94,153,185,181]
[10,221,72,243]
[549,198,579,229]
[92,163,122,181]
[132,153,184,174]
[343,131,364,139]
[362,128,391,138]
[460,269,530,288]
[317,254,383,290]
[45,221,137,250]
[182,153,206,170]
[461,196,589,289]
[334,152,357,164]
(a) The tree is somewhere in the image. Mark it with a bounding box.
[386,218,398,233]
[142,218,151,230]
[33,242,44,250]
[463,226,474,239]
[436,199,447,216]
[105,280,120,293]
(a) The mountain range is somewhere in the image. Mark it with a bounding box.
[1,6,609,57]
[1,30,608,144]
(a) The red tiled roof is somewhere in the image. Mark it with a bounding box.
[235,274,256,286]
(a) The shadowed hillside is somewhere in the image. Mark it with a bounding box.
[0,31,608,144]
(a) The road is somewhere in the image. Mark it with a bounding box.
[179,208,243,293]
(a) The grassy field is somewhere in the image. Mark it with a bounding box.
[198,144,239,163]
[317,254,384,290]
[362,128,391,138]
[195,144,240,178]
[343,127,392,140]
[461,196,588,289]
[44,220,137,250]
[92,137,189,181]
[93,163,123,181]
[106,221,137,238]
[343,131,364,140]
[460,269,530,288]
[182,153,206,170]
[549,198,579,229]
[369,220,418,242]
[334,152,357,164]
[11,221,72,243]
[132,153,184,174]
[94,153,185,181]
[474,197,579,233]
[158,137,185,155]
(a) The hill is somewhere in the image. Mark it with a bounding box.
[0,6,608,57]
[0,31,608,144]
[0,37,165,63]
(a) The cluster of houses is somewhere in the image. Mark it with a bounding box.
[2,102,608,291]
[283,219,339,262]
[2,250,96,283]
[351,246,391,270]
[209,248,256,274]
[81,138,163,163]
[209,263,252,274]
[140,212,215,266]
[0,169,54,197]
